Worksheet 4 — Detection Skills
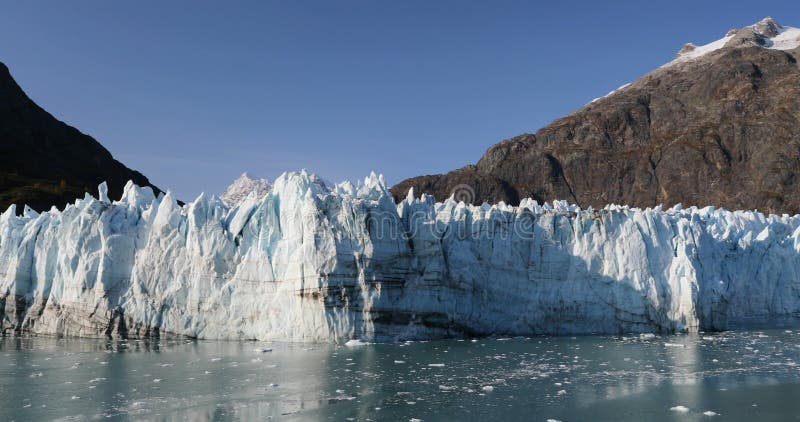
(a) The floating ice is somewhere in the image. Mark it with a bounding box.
[670,405,690,413]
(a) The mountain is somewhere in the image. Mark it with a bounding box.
[3,172,800,340]
[0,61,163,212]
[391,17,800,214]
[220,172,272,205]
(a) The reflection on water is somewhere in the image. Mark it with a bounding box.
[2,330,800,421]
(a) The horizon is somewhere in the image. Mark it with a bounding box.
[1,1,797,201]
[4,4,800,420]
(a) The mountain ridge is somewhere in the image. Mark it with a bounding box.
[390,17,800,214]
[0,61,164,213]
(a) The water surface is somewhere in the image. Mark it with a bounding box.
[2,330,800,421]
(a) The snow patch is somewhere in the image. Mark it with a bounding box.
[768,26,800,51]
[589,83,631,104]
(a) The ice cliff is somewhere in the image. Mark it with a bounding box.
[2,171,800,342]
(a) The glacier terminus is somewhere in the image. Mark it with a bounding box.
[1,171,799,342]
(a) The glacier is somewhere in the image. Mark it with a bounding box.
[2,170,800,342]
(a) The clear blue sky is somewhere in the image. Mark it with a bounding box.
[0,1,797,200]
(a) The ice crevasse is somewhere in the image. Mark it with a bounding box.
[1,171,799,342]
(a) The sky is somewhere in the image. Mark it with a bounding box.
[0,1,797,201]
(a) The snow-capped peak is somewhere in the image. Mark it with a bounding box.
[750,16,782,38]
[220,172,272,205]
[668,17,799,66]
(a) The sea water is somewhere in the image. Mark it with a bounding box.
[2,330,800,421]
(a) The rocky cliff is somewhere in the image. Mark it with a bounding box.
[391,18,800,214]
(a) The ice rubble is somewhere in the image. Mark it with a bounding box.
[2,171,800,342]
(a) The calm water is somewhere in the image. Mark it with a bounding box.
[2,330,800,421]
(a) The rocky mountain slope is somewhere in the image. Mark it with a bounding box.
[391,18,800,214]
[0,61,163,212]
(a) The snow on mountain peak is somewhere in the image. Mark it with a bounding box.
[220,172,272,205]
[750,16,782,38]
[670,33,735,64]
[669,17,799,66]
[764,24,800,50]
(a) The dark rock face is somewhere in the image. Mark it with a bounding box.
[392,25,800,214]
[0,62,163,213]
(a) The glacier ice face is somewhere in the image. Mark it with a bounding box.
[2,171,800,342]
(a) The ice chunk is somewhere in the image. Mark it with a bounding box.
[98,182,110,203]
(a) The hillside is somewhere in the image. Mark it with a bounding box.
[391,18,800,214]
[0,61,163,212]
